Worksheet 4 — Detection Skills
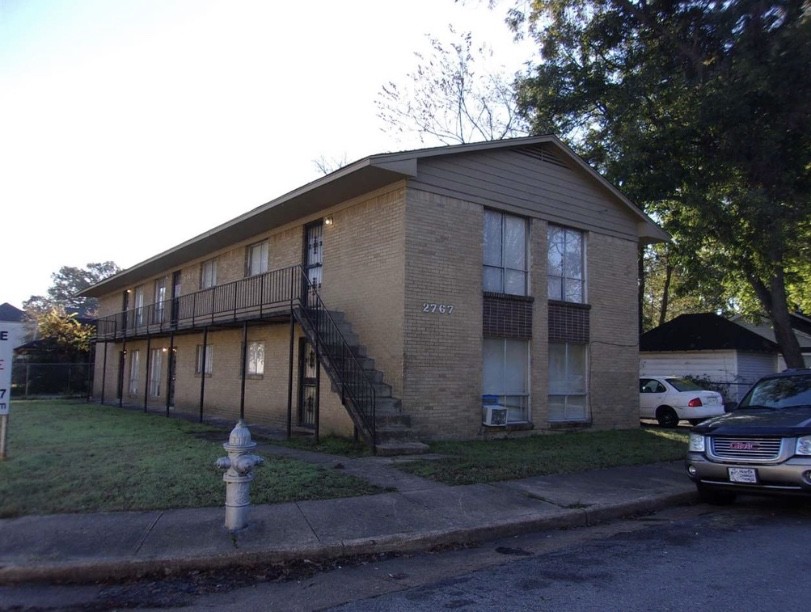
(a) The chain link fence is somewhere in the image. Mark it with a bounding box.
[11,362,93,398]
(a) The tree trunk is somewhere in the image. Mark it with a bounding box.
[659,263,673,327]
[768,277,805,369]
[750,269,805,368]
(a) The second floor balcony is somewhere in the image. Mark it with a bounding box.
[96,265,311,341]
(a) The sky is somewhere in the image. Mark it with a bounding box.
[0,0,535,309]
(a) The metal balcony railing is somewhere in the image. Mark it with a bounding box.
[95,266,301,340]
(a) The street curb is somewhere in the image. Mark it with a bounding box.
[0,491,697,586]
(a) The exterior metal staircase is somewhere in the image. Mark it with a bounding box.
[295,300,428,456]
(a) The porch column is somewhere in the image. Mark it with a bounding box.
[199,327,208,423]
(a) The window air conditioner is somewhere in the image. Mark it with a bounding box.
[483,405,508,426]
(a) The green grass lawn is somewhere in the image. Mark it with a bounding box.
[396,428,689,485]
[0,400,690,518]
[0,400,381,518]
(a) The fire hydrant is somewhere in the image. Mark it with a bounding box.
[215,420,264,531]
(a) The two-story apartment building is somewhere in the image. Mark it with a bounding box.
[83,136,666,453]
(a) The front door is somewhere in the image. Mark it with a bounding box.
[121,291,130,333]
[171,271,181,327]
[304,222,323,306]
[116,351,126,400]
[167,348,177,407]
[298,339,318,428]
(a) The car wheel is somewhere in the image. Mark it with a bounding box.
[656,406,679,428]
[696,484,737,505]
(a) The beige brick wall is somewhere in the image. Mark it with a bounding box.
[587,233,640,429]
[321,184,407,396]
[402,189,483,439]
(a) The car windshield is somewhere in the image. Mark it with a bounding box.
[739,374,811,409]
[667,378,703,392]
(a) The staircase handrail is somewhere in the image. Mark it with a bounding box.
[293,268,377,447]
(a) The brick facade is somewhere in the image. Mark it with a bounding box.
[88,138,660,442]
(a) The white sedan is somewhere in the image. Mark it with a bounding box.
[639,376,725,428]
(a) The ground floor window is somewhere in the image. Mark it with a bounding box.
[149,348,163,397]
[128,350,140,395]
[482,337,529,423]
[548,343,588,422]
[195,344,213,375]
[246,341,265,377]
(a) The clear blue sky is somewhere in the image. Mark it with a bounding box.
[0,0,531,308]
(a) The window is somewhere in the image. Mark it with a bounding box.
[548,226,585,303]
[246,341,265,376]
[548,343,588,422]
[483,210,527,296]
[200,258,217,289]
[482,338,529,422]
[195,344,213,375]
[134,286,144,326]
[149,348,163,397]
[246,240,269,277]
[153,278,167,323]
[128,350,140,395]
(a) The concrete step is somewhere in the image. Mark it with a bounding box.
[374,439,431,456]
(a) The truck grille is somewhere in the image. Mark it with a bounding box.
[710,436,783,460]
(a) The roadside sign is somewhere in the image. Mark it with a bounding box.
[0,326,10,416]
[0,325,10,459]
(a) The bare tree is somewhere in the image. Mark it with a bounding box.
[376,27,527,145]
[312,153,349,176]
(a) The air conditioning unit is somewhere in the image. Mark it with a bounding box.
[483,405,508,426]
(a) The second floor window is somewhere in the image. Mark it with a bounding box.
[483,210,527,296]
[200,258,217,289]
[246,241,268,277]
[548,225,585,303]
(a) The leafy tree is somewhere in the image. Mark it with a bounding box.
[35,307,94,356]
[377,26,528,145]
[510,0,811,366]
[23,261,121,319]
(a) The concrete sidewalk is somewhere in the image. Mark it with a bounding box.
[0,457,696,585]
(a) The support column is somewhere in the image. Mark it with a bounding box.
[199,327,208,423]
[239,322,248,420]
[166,332,175,417]
[144,335,152,412]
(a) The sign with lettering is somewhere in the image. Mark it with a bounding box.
[0,326,11,415]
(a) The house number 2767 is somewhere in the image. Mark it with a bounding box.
[422,303,454,315]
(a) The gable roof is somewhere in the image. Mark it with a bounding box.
[640,313,779,353]
[732,315,811,351]
[0,302,25,323]
[83,135,666,298]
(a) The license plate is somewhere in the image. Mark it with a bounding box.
[729,467,757,483]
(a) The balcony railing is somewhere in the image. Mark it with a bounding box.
[96,266,302,340]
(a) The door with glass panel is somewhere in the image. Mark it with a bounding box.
[298,339,318,427]
[304,222,323,306]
